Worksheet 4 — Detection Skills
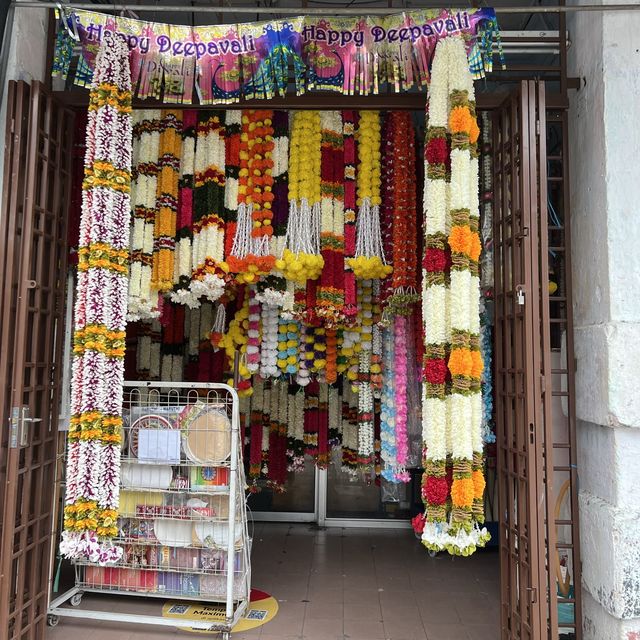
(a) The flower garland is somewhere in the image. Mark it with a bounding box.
[287,386,305,472]
[421,37,453,554]
[267,381,288,491]
[61,34,132,564]
[169,110,197,306]
[151,110,182,293]
[387,111,420,314]
[356,280,375,466]
[219,291,253,397]
[246,284,261,374]
[227,110,276,281]
[380,327,397,481]
[328,384,342,447]
[159,302,185,382]
[224,110,242,259]
[280,110,324,284]
[258,111,292,310]
[421,36,488,557]
[303,379,320,459]
[317,110,346,325]
[348,111,392,281]
[248,375,264,488]
[277,319,300,377]
[296,324,313,387]
[393,315,411,482]
[341,380,358,474]
[189,111,228,303]
[479,112,495,445]
[342,111,358,320]
[127,109,161,321]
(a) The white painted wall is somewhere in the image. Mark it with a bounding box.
[569,4,640,638]
[0,8,48,215]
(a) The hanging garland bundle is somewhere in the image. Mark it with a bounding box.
[128,109,161,321]
[246,284,262,374]
[348,111,392,281]
[223,110,242,259]
[342,111,358,321]
[380,327,397,481]
[317,110,346,326]
[151,110,182,293]
[61,35,132,564]
[189,111,228,304]
[286,386,306,472]
[341,380,359,474]
[387,111,420,314]
[279,110,324,284]
[421,36,488,557]
[170,110,197,305]
[227,109,276,281]
[267,381,288,491]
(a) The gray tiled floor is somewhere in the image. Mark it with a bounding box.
[48,522,500,640]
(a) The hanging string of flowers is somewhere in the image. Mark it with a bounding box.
[348,111,392,281]
[387,111,420,314]
[223,110,242,259]
[151,110,182,293]
[342,111,358,321]
[280,110,324,284]
[421,37,454,554]
[189,111,228,304]
[227,110,276,281]
[341,380,358,474]
[420,36,488,557]
[380,327,397,481]
[170,110,197,305]
[128,109,161,321]
[61,34,132,564]
[317,110,346,326]
[287,385,305,472]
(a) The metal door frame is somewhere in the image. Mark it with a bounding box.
[0,80,74,640]
[493,80,582,640]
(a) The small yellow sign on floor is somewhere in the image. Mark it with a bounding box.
[163,589,279,634]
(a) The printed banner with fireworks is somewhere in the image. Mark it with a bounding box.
[52,7,503,104]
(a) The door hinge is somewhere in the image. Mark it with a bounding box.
[9,406,41,448]
[516,285,525,306]
[528,587,538,604]
[536,119,541,136]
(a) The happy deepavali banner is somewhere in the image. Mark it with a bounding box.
[53,8,504,104]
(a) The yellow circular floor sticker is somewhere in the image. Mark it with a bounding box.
[163,589,278,634]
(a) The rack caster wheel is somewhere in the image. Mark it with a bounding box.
[70,593,83,607]
[428,550,438,558]
[47,615,59,628]
[221,632,230,640]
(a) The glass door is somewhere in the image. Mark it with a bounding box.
[248,457,319,523]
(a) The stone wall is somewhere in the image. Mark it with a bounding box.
[569,3,640,638]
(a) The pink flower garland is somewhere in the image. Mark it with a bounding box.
[394,315,411,482]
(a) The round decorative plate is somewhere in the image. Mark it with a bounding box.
[129,414,174,458]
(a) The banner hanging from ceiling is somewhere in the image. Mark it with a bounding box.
[53,7,504,104]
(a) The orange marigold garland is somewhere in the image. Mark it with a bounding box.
[227,109,276,282]
[151,110,182,293]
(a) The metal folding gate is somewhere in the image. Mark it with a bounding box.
[493,80,581,640]
[0,80,74,640]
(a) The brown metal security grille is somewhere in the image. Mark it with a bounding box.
[0,81,74,640]
[493,80,581,640]
[494,79,543,640]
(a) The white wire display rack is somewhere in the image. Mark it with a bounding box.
[48,382,251,638]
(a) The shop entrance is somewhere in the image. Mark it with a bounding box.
[0,75,581,640]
